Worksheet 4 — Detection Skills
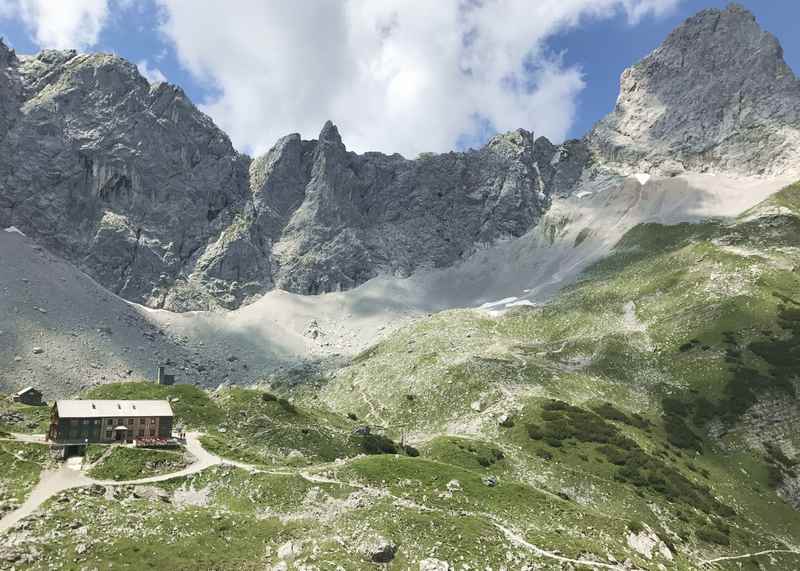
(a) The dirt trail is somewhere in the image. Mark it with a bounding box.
[0,456,91,533]
[0,432,220,534]
[0,434,729,570]
[699,549,800,566]
[295,466,626,570]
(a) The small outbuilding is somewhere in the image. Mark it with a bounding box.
[12,386,43,406]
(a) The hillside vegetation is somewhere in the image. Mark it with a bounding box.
[4,184,800,569]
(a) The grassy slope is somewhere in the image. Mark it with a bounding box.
[316,182,800,566]
[0,441,50,509]
[7,184,800,570]
[0,399,51,434]
[87,447,188,481]
[199,387,368,466]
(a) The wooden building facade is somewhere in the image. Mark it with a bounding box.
[47,400,174,444]
[12,386,43,406]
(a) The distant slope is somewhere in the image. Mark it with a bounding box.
[0,228,288,396]
[318,182,800,561]
[2,172,793,396]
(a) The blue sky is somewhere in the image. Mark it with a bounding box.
[0,1,797,156]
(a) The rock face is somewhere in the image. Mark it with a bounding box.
[0,43,575,310]
[588,3,800,176]
[0,47,250,310]
[263,123,557,295]
[1,4,799,311]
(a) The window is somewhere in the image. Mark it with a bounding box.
[82,419,89,425]
[105,430,112,439]
[127,418,133,425]
[106,418,113,426]
[70,419,79,426]
[139,418,145,425]
[138,429,145,437]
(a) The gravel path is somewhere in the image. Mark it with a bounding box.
[0,432,221,534]
[0,456,91,533]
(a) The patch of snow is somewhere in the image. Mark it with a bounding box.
[574,190,593,199]
[4,226,26,237]
[478,296,518,309]
[506,300,536,308]
[634,173,651,186]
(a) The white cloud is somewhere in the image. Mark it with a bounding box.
[622,0,681,24]
[2,0,110,50]
[137,59,166,84]
[0,1,16,19]
[157,0,680,158]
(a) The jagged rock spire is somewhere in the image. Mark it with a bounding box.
[318,120,343,146]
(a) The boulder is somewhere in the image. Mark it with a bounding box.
[132,485,171,503]
[420,559,451,571]
[359,536,397,563]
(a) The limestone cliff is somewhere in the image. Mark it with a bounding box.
[587,3,800,176]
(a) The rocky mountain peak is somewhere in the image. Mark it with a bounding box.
[0,37,15,65]
[3,5,800,312]
[318,120,343,146]
[587,2,800,176]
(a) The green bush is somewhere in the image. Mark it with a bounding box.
[402,445,420,457]
[526,423,544,440]
[360,434,398,455]
[591,402,630,423]
[627,520,645,534]
[277,398,297,414]
[663,414,702,451]
[696,526,730,546]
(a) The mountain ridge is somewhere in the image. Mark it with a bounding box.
[3,4,799,312]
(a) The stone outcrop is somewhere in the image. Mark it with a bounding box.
[0,44,573,309]
[587,3,800,176]
[0,47,250,310]
[262,123,556,295]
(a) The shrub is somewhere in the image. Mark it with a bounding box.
[765,441,797,468]
[261,393,277,402]
[767,464,785,489]
[535,448,553,461]
[347,412,358,421]
[360,434,397,455]
[526,423,544,440]
[402,445,420,457]
[663,414,702,451]
[592,402,630,423]
[277,398,297,414]
[627,520,645,534]
[696,526,730,546]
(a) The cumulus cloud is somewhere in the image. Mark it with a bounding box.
[1,0,109,50]
[137,59,167,84]
[157,0,680,157]
[0,1,15,19]
[622,0,682,24]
